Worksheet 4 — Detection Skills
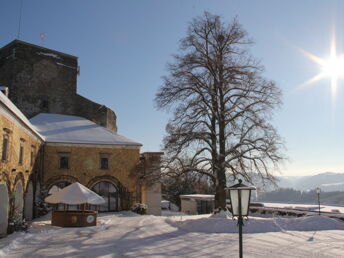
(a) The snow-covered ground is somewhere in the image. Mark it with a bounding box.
[1,211,344,257]
[263,202,344,213]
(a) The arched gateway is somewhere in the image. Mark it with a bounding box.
[14,182,24,219]
[91,181,119,212]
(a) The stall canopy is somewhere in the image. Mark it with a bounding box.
[48,185,61,195]
[45,182,105,205]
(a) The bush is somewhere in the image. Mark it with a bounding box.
[131,203,148,215]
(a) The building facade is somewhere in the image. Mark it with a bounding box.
[0,40,162,237]
[0,90,44,236]
[30,112,148,212]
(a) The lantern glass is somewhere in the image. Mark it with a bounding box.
[316,187,321,194]
[229,188,252,216]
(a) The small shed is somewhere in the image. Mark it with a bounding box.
[180,194,215,215]
[45,182,105,227]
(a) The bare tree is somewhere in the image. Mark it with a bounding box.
[155,12,285,210]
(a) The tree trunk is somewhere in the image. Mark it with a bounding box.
[215,174,226,210]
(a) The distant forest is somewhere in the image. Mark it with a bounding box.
[257,188,344,206]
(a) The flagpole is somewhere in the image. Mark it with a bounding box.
[17,0,24,39]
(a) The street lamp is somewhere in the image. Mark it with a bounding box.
[227,179,256,258]
[315,187,321,215]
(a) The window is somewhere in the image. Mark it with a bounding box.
[30,146,36,166]
[60,156,69,169]
[99,153,110,169]
[91,181,118,211]
[19,145,24,164]
[1,135,9,161]
[58,152,70,169]
[19,138,25,165]
[41,99,49,109]
[100,157,108,169]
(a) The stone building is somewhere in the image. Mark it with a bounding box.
[0,89,44,236]
[0,40,162,237]
[30,113,145,212]
[0,40,117,131]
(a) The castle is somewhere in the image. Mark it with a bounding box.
[0,40,117,131]
[0,40,162,236]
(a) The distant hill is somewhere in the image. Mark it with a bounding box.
[257,188,344,206]
[276,172,344,192]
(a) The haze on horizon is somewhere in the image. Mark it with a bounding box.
[1,0,344,177]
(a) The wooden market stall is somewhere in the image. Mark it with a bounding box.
[45,182,105,227]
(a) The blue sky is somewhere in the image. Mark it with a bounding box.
[1,0,344,176]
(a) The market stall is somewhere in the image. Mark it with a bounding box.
[45,182,105,227]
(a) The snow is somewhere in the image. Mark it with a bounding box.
[48,185,60,195]
[180,194,215,200]
[264,202,344,213]
[45,182,105,205]
[56,62,77,69]
[161,200,179,211]
[170,214,344,233]
[1,212,344,257]
[36,52,61,59]
[321,182,344,186]
[0,91,44,140]
[30,113,142,146]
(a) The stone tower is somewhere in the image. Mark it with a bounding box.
[0,40,117,131]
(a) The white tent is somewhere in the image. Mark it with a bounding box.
[48,185,61,195]
[45,182,105,205]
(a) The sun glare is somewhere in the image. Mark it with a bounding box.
[322,55,344,78]
[300,35,344,100]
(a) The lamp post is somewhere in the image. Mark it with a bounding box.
[227,179,256,258]
[315,187,321,215]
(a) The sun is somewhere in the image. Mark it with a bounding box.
[322,55,344,78]
[300,36,344,98]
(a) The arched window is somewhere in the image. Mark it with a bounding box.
[53,181,71,189]
[91,181,119,212]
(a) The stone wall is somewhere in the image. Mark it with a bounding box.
[0,101,44,235]
[43,144,141,207]
[0,101,43,191]
[140,152,163,216]
[0,40,117,131]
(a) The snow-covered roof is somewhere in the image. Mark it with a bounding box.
[0,91,44,140]
[1,39,78,60]
[45,182,105,205]
[30,113,142,146]
[180,194,215,200]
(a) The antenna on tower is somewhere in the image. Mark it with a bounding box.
[17,0,24,39]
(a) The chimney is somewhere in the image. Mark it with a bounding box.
[0,86,9,97]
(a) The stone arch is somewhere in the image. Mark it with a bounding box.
[13,172,25,190]
[87,175,129,212]
[13,180,24,222]
[24,180,34,221]
[45,175,79,191]
[0,172,11,193]
[86,175,127,193]
[0,180,9,236]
